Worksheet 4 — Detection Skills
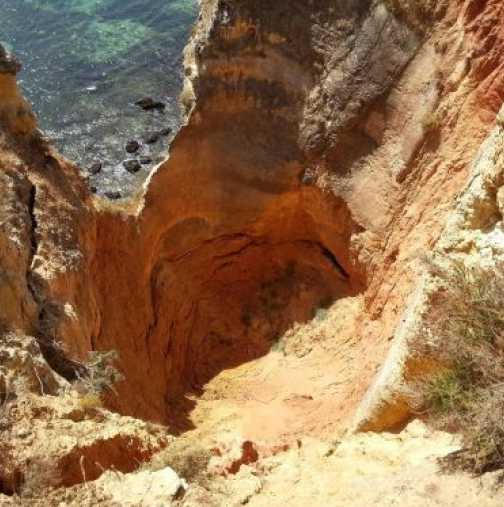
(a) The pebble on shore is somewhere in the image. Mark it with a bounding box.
[125,140,140,154]
[88,161,102,175]
[135,97,166,111]
[123,159,142,173]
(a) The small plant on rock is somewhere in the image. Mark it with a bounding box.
[0,375,12,432]
[78,393,103,411]
[76,350,124,402]
[422,109,443,133]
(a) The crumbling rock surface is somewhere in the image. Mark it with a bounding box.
[0,46,166,498]
[87,0,422,425]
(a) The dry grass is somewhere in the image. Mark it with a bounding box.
[78,393,103,411]
[422,109,443,133]
[78,350,124,396]
[411,259,504,475]
[147,438,212,486]
[384,0,448,27]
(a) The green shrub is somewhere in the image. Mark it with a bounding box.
[424,368,472,416]
[413,259,504,475]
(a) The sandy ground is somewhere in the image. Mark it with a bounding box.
[3,299,504,506]
[176,297,375,447]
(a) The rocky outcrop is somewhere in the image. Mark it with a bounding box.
[355,102,504,431]
[0,45,97,370]
[88,0,418,423]
[352,0,504,430]
[0,46,166,497]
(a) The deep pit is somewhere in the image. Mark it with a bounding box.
[1,0,487,473]
[0,0,456,442]
[92,182,366,428]
[2,0,419,435]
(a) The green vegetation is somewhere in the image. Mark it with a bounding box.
[414,259,504,475]
[423,368,472,416]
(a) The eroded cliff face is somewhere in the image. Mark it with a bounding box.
[0,49,172,497]
[87,0,413,422]
[3,0,504,501]
[0,48,98,372]
[89,0,504,430]
[93,0,405,422]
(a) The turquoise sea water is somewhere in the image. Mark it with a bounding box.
[0,0,197,194]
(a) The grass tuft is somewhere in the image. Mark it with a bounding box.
[411,259,504,476]
[78,393,103,411]
[422,110,443,133]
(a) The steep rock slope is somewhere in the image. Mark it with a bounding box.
[90,0,426,423]
[0,46,98,376]
[0,49,168,497]
[88,0,504,432]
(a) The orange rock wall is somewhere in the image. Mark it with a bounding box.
[2,0,504,430]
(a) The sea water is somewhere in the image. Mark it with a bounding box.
[0,0,198,195]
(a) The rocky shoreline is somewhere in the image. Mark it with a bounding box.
[85,97,174,199]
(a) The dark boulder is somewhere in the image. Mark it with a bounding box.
[0,44,21,75]
[88,161,102,175]
[140,157,153,165]
[125,140,140,154]
[104,191,122,200]
[144,133,160,144]
[159,127,172,137]
[123,159,142,173]
[135,97,166,111]
[44,155,59,170]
